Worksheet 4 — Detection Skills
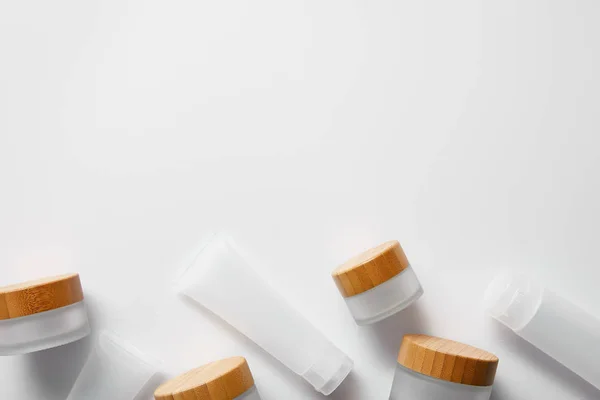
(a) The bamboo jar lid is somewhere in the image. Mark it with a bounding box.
[398,334,499,387]
[154,357,255,400]
[0,273,84,320]
[332,240,410,297]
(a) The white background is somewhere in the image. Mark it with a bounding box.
[1,0,600,399]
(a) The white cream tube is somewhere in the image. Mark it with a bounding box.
[485,273,600,390]
[66,331,163,400]
[175,233,353,395]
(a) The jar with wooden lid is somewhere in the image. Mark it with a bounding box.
[389,334,499,400]
[0,273,90,355]
[332,241,423,325]
[154,357,262,400]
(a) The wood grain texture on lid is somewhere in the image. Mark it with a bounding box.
[332,240,410,297]
[154,357,255,400]
[0,273,84,320]
[398,334,499,387]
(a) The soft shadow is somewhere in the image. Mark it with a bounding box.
[138,372,169,399]
[362,302,431,361]
[24,334,93,399]
[491,322,599,399]
[328,371,361,400]
[489,380,511,400]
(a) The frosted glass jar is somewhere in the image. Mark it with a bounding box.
[332,241,423,325]
[0,273,90,355]
[175,233,353,395]
[67,331,163,400]
[389,335,499,400]
[154,357,262,400]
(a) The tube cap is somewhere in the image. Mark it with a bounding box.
[301,343,354,395]
[398,334,499,387]
[484,273,544,331]
[154,357,255,400]
[67,331,163,400]
[332,240,410,297]
[0,273,84,320]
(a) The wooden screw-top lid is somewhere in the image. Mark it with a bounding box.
[0,273,84,320]
[154,357,255,400]
[332,240,410,297]
[398,335,499,387]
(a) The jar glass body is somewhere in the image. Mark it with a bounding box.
[0,301,90,356]
[344,265,423,325]
[389,364,493,400]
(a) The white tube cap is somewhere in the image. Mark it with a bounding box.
[484,273,543,331]
[301,343,354,395]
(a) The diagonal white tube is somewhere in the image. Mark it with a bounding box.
[485,273,600,390]
[175,233,353,395]
[66,331,163,400]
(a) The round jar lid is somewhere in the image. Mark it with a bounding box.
[398,334,499,387]
[332,240,410,297]
[0,273,84,320]
[154,357,255,400]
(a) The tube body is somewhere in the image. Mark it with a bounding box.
[486,274,600,390]
[176,234,353,395]
[67,332,162,400]
[389,364,492,400]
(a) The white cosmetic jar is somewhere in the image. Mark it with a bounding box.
[389,334,499,400]
[332,241,423,325]
[0,273,90,355]
[154,357,262,400]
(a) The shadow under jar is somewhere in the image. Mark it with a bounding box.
[389,334,499,400]
[0,273,90,356]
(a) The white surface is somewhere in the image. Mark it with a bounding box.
[177,232,353,395]
[1,0,600,399]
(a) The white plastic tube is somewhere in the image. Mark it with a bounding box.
[67,331,163,400]
[175,233,354,395]
[485,273,600,390]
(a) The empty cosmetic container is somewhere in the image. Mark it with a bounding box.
[389,334,498,400]
[175,233,353,395]
[0,273,90,355]
[67,331,163,400]
[154,356,262,400]
[332,240,423,325]
[486,273,600,390]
